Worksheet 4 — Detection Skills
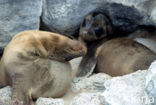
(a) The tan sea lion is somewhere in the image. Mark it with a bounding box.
[0,30,86,105]
[95,38,156,76]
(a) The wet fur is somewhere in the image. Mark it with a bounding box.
[0,30,86,105]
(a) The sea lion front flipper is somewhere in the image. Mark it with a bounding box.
[76,55,97,77]
[76,43,102,78]
[11,74,32,105]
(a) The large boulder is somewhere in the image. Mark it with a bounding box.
[101,70,147,105]
[41,0,156,36]
[0,0,42,48]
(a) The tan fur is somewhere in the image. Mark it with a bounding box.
[95,38,156,76]
[0,30,86,105]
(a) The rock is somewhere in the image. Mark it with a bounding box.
[35,97,64,105]
[0,86,12,99]
[107,0,156,24]
[144,60,156,105]
[72,73,111,92]
[0,0,42,48]
[70,93,101,105]
[41,0,102,36]
[100,70,147,105]
[41,0,156,36]
[0,86,12,105]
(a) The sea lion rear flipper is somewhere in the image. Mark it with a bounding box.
[11,74,32,105]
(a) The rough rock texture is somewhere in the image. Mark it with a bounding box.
[145,60,156,105]
[35,98,64,105]
[72,73,111,92]
[107,0,156,23]
[70,93,101,105]
[0,86,12,105]
[41,0,102,36]
[101,70,147,105]
[41,0,156,36]
[0,0,42,48]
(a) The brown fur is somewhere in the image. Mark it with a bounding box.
[0,30,86,105]
[76,13,113,77]
[77,12,156,77]
[95,38,156,76]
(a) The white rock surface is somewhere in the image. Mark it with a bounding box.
[145,61,156,105]
[35,97,64,105]
[0,86,12,105]
[70,93,101,105]
[100,70,147,105]
[72,73,111,92]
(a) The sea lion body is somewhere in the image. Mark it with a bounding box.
[0,30,86,105]
[95,38,156,76]
[76,3,156,77]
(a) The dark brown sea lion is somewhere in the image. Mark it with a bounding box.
[95,38,156,76]
[0,30,86,105]
[76,5,156,77]
[76,12,113,77]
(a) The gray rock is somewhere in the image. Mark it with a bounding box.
[100,70,147,105]
[72,73,111,92]
[0,86,12,99]
[0,86,12,105]
[0,0,42,48]
[41,0,156,36]
[70,93,101,105]
[41,0,107,36]
[35,97,64,105]
[145,61,156,105]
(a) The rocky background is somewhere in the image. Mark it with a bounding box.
[0,0,156,105]
[0,0,156,48]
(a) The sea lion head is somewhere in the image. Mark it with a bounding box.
[79,12,113,41]
[47,35,87,62]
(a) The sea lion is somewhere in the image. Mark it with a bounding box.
[0,30,86,105]
[76,12,113,77]
[76,4,156,77]
[95,38,156,76]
